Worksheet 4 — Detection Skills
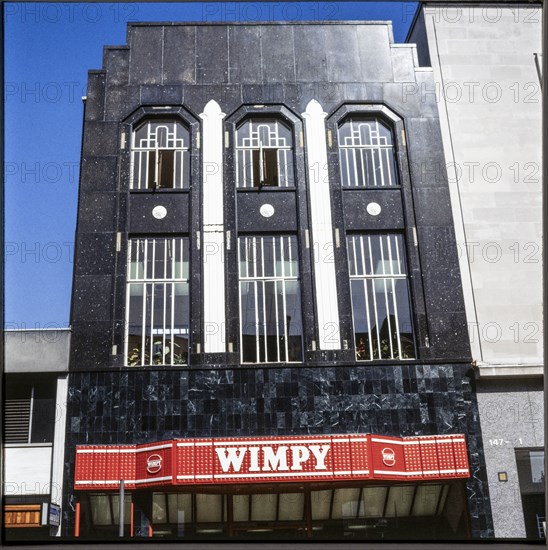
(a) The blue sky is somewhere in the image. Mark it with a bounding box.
[4,1,418,328]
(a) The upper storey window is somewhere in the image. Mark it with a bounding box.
[131,120,190,189]
[348,234,415,361]
[236,119,294,188]
[125,237,190,366]
[338,118,398,188]
[239,235,303,363]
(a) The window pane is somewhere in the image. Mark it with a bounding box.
[240,281,258,363]
[262,237,275,278]
[126,237,189,366]
[159,149,175,188]
[236,119,294,188]
[338,118,398,187]
[153,239,165,279]
[90,495,112,525]
[331,488,361,520]
[134,122,148,145]
[256,282,266,362]
[30,396,55,443]
[196,494,224,523]
[517,449,546,491]
[127,284,144,365]
[131,120,190,189]
[233,494,249,522]
[284,235,299,277]
[147,150,156,189]
[284,280,303,362]
[152,493,167,524]
[263,149,278,186]
[278,493,304,521]
[239,236,302,364]
[154,123,168,148]
[264,280,279,362]
[251,494,277,522]
[252,149,261,186]
[348,234,415,361]
[412,485,442,516]
[311,490,332,521]
[362,486,388,518]
[167,493,193,524]
[385,486,415,517]
[351,279,371,361]
[173,282,190,364]
[530,451,545,483]
[129,240,144,280]
[111,495,132,525]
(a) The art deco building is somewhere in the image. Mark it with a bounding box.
[23,20,495,540]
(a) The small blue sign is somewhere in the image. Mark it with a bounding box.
[49,503,61,527]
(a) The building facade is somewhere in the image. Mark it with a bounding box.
[51,21,496,539]
[408,1,544,539]
[3,329,70,540]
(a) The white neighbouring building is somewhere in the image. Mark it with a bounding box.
[408,0,544,539]
[3,329,70,539]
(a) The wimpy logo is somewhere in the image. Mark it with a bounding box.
[215,445,331,473]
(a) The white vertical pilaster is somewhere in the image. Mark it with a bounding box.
[302,99,341,350]
[200,100,227,353]
[50,374,68,536]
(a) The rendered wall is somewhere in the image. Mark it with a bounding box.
[409,4,542,367]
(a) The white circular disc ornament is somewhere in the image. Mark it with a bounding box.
[260,204,275,218]
[152,205,167,219]
[366,202,381,216]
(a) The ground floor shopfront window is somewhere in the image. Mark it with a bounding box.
[77,481,470,540]
[515,448,546,540]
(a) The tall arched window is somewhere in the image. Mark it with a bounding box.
[125,237,190,366]
[347,233,415,361]
[235,119,294,188]
[338,118,398,187]
[239,235,303,363]
[131,119,190,189]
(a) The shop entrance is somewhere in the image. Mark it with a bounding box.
[78,480,470,540]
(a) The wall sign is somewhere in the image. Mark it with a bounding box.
[146,454,162,474]
[48,503,61,527]
[382,448,396,467]
[75,433,469,490]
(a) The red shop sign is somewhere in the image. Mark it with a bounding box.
[74,433,470,490]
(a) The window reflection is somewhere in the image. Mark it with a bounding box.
[236,119,295,188]
[338,118,398,188]
[126,237,190,366]
[348,234,415,361]
[131,120,190,189]
[239,236,303,363]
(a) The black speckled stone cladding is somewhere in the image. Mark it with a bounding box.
[63,364,492,537]
[65,22,493,538]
